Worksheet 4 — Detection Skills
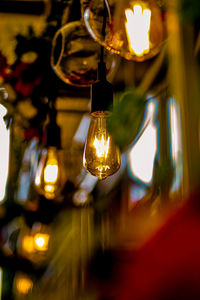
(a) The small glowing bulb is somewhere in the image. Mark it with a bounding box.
[125,3,151,56]
[16,276,33,295]
[22,236,35,253]
[83,111,120,180]
[34,233,49,251]
[35,147,65,199]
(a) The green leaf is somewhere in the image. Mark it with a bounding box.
[107,89,147,151]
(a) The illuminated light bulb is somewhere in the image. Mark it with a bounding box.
[16,276,33,295]
[83,111,120,180]
[22,235,35,253]
[34,233,49,251]
[84,0,165,61]
[35,147,65,199]
[125,5,151,56]
[35,103,65,200]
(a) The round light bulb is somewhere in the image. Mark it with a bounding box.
[51,20,117,87]
[35,147,65,200]
[84,0,165,62]
[15,274,33,295]
[83,111,120,180]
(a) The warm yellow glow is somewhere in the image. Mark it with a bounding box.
[16,277,33,295]
[44,160,58,184]
[34,233,49,251]
[34,147,65,199]
[83,112,120,180]
[44,184,55,193]
[0,105,10,202]
[125,4,151,56]
[93,135,110,158]
[22,236,35,253]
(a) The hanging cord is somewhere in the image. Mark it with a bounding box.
[98,0,109,81]
[100,0,108,64]
[46,98,61,148]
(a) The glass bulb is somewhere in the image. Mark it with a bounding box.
[84,0,165,62]
[15,273,33,296]
[83,111,120,180]
[51,20,118,87]
[35,147,65,199]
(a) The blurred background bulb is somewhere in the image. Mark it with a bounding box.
[33,233,49,251]
[18,222,51,265]
[35,147,65,200]
[83,111,120,180]
[84,0,165,61]
[51,20,118,87]
[14,273,33,297]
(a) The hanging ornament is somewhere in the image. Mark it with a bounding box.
[84,0,165,62]
[51,0,118,87]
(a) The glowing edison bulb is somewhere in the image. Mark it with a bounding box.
[22,236,35,253]
[16,276,33,295]
[125,4,151,56]
[33,233,49,251]
[84,0,164,61]
[35,147,65,199]
[83,111,120,180]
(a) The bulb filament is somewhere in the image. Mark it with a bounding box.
[125,4,151,56]
[93,135,110,158]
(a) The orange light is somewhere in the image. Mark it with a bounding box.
[34,233,49,251]
[22,236,34,253]
[16,277,33,295]
[83,112,120,180]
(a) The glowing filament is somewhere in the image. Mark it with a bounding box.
[34,233,49,251]
[16,277,33,294]
[44,160,58,184]
[93,136,110,158]
[125,4,151,56]
[22,233,50,253]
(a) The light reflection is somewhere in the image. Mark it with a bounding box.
[169,98,182,191]
[0,104,10,202]
[169,99,182,163]
[128,100,158,185]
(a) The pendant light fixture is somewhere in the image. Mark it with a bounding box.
[51,0,117,87]
[34,101,65,200]
[83,6,120,180]
[84,0,165,62]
